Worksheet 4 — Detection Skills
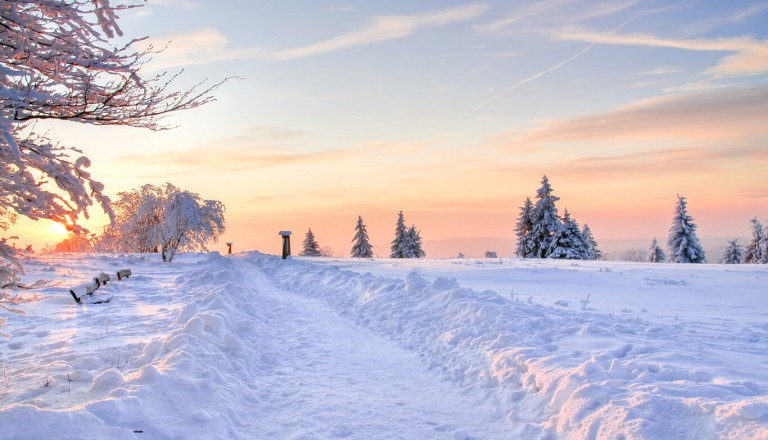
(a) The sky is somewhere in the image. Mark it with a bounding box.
[9,0,768,258]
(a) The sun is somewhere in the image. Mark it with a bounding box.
[50,222,69,238]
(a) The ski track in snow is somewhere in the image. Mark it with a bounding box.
[1,252,767,439]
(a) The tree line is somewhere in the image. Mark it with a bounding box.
[299,211,425,259]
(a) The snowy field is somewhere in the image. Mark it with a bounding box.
[1,252,767,439]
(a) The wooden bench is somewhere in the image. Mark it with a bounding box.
[69,280,99,304]
[116,269,132,280]
[68,269,131,304]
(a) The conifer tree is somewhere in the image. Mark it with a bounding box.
[759,223,768,264]
[390,211,407,258]
[719,239,743,264]
[530,175,561,258]
[647,237,666,263]
[515,197,535,257]
[581,224,602,260]
[666,195,706,263]
[300,228,322,257]
[742,218,764,263]
[350,215,374,258]
[548,209,588,259]
[400,225,426,258]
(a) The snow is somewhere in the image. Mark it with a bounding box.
[2,252,767,439]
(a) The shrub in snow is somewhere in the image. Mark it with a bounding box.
[647,238,665,263]
[350,216,374,258]
[719,240,743,264]
[1,0,224,273]
[666,195,706,263]
[300,229,322,257]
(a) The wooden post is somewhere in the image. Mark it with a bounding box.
[279,231,292,259]
[226,242,233,254]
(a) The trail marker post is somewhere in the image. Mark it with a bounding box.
[279,231,292,259]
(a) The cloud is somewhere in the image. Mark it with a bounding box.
[115,140,432,175]
[143,4,488,68]
[553,28,768,77]
[272,3,489,60]
[474,0,637,33]
[491,85,768,148]
[144,28,264,70]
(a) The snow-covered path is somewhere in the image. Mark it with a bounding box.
[234,258,511,439]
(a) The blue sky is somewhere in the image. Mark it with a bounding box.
[16,0,768,256]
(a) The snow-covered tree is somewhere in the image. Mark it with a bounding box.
[548,209,589,259]
[666,195,706,263]
[350,216,373,258]
[515,197,535,258]
[760,224,768,264]
[399,225,426,258]
[742,218,764,264]
[96,183,225,262]
[581,224,602,260]
[720,240,743,264]
[1,1,224,279]
[300,228,322,257]
[390,211,407,258]
[647,237,666,263]
[530,175,561,258]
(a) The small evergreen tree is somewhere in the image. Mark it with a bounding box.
[719,239,743,264]
[530,175,561,258]
[548,209,589,259]
[350,215,374,258]
[647,237,666,263]
[400,225,426,258]
[742,217,764,263]
[581,224,602,260]
[300,228,322,256]
[666,195,706,263]
[515,197,535,258]
[390,211,407,258]
[759,222,768,264]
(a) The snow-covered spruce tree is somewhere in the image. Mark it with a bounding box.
[582,224,602,260]
[647,237,666,263]
[390,211,407,258]
[1,1,224,279]
[666,195,706,263]
[95,183,225,262]
[742,217,764,264]
[515,197,535,258]
[720,240,743,264]
[548,209,589,259]
[350,216,373,258]
[300,228,322,257]
[399,225,426,258]
[760,223,768,264]
[530,175,561,258]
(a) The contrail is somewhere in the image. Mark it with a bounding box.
[472,8,668,112]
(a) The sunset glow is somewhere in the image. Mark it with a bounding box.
[7,1,768,258]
